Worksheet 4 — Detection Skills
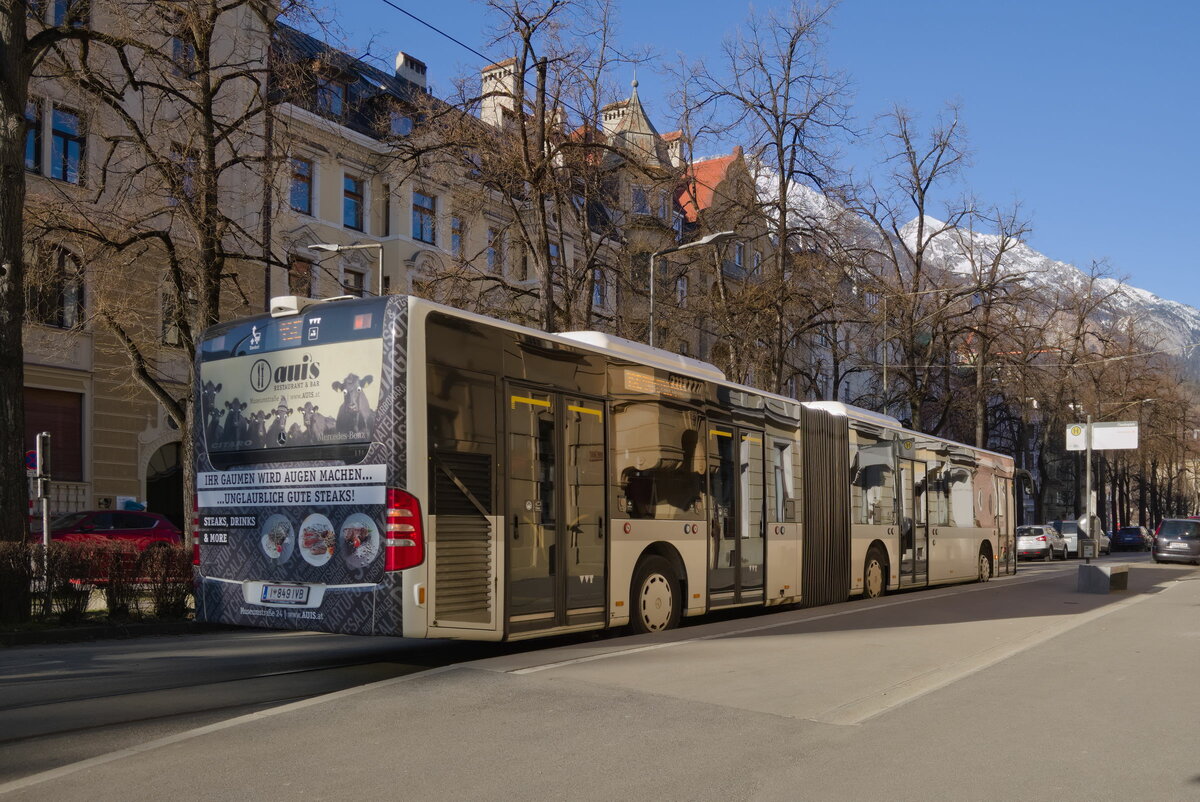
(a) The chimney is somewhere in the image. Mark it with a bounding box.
[481,58,517,128]
[395,52,427,90]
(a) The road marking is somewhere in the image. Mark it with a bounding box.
[0,665,459,797]
[508,572,1056,675]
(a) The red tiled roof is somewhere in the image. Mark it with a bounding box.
[661,130,683,142]
[677,146,742,223]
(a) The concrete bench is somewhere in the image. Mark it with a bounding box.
[1076,563,1129,593]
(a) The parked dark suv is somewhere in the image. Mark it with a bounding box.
[1111,525,1151,552]
[30,510,181,551]
[1152,519,1200,565]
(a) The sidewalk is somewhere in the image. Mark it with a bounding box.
[5,561,1198,801]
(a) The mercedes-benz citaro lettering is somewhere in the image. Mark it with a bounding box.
[193,294,1017,641]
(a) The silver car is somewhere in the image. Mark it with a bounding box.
[1153,519,1200,565]
[1017,525,1068,561]
[1055,521,1110,557]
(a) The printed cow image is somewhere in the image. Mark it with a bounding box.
[299,402,337,444]
[286,422,305,444]
[221,399,248,445]
[246,410,269,449]
[201,381,224,443]
[266,397,293,446]
[330,374,375,436]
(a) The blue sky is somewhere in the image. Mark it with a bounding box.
[325,0,1200,309]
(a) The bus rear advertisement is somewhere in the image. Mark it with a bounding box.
[193,294,1015,641]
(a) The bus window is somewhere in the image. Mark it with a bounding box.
[612,401,703,520]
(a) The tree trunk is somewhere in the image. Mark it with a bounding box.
[0,67,31,541]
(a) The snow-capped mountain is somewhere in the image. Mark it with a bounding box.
[903,217,1200,376]
[751,168,1200,377]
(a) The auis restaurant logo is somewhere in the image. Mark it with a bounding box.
[250,355,320,393]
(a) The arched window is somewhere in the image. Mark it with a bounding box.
[27,246,84,329]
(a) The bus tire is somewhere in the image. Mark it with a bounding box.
[863,547,886,599]
[629,555,681,634]
[978,548,992,583]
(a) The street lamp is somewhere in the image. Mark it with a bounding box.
[308,242,385,297]
[648,230,736,348]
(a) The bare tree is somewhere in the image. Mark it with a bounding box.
[857,104,974,431]
[688,0,852,393]
[25,0,296,527]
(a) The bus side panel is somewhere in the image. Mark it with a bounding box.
[799,407,851,608]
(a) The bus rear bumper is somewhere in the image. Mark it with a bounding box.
[194,569,403,636]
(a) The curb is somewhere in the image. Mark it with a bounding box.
[1,620,241,647]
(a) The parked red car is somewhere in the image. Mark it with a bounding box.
[30,510,182,551]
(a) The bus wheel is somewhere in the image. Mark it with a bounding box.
[863,548,886,599]
[629,556,680,634]
[978,549,992,583]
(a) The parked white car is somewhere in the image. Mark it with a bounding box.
[1055,520,1110,557]
[1017,525,1068,561]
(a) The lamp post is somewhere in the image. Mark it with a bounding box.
[308,242,385,297]
[648,230,736,348]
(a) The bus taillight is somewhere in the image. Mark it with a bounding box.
[385,488,424,571]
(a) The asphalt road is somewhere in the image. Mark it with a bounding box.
[1,551,1188,800]
[0,627,586,785]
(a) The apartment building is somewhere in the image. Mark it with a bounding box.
[21,12,773,527]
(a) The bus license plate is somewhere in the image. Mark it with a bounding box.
[261,584,309,605]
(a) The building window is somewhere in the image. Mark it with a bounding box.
[317,77,347,117]
[632,185,649,215]
[24,388,84,482]
[169,11,196,77]
[52,0,88,27]
[676,275,688,307]
[27,246,84,329]
[548,241,561,270]
[381,183,391,237]
[289,256,314,297]
[161,291,182,346]
[169,145,197,205]
[486,228,503,273]
[343,269,365,298]
[751,250,762,279]
[25,101,41,173]
[50,106,84,184]
[658,191,669,220]
[592,266,607,309]
[289,157,313,215]
[734,241,745,269]
[343,174,364,231]
[389,111,413,137]
[451,216,464,258]
[412,191,436,244]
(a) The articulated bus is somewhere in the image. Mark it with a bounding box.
[193,294,1016,641]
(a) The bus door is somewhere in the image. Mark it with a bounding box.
[899,459,928,587]
[506,388,606,633]
[996,476,1013,575]
[707,423,765,605]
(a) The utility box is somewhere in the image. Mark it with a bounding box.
[1077,563,1128,593]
